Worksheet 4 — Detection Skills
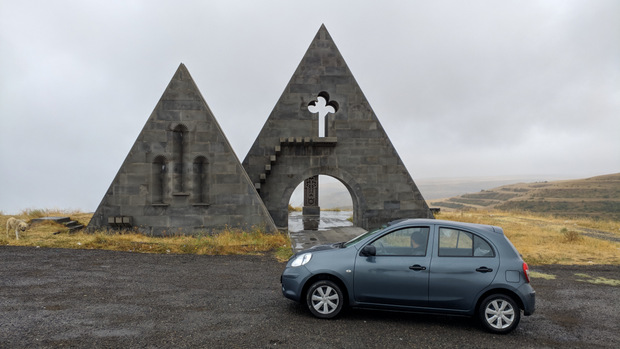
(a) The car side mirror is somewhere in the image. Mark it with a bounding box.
[361,245,376,257]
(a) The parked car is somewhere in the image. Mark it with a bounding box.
[281,219,535,334]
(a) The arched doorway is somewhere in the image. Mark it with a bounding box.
[288,175,353,232]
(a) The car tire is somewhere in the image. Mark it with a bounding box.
[478,294,521,334]
[306,279,344,319]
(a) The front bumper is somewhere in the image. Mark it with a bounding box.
[281,265,312,302]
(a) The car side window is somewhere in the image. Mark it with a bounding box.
[439,228,494,257]
[473,235,494,257]
[371,227,430,256]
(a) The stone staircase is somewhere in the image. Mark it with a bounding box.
[31,216,85,233]
[254,137,337,192]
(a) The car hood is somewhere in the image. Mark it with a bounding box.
[298,242,343,254]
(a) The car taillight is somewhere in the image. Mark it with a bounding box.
[523,262,531,283]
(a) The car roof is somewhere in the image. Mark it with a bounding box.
[389,218,504,235]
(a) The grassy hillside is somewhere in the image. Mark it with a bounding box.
[430,173,620,220]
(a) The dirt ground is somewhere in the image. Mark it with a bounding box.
[0,246,618,348]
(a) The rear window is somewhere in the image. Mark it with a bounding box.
[438,228,494,257]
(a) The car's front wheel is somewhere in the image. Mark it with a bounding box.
[306,279,344,319]
[478,294,521,334]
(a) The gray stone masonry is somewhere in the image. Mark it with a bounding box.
[87,25,432,235]
[242,25,433,230]
[87,64,277,235]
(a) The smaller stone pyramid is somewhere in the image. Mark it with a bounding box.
[87,64,276,235]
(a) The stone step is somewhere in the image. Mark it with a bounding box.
[31,216,71,224]
[64,221,84,231]
[66,224,85,232]
[257,147,280,187]
[31,216,84,232]
[259,136,339,190]
[279,136,337,146]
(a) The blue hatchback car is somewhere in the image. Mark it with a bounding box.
[281,219,535,334]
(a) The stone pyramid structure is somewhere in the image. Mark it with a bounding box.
[87,64,277,235]
[243,25,432,230]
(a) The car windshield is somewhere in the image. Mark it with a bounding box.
[343,227,383,247]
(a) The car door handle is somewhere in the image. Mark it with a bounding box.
[409,264,427,271]
[476,267,493,273]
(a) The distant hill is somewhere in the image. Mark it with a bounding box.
[416,175,567,200]
[429,173,620,220]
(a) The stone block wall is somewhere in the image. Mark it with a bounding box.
[87,64,276,235]
[243,25,432,230]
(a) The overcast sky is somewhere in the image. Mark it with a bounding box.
[1,0,618,214]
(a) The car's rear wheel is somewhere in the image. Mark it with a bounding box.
[306,280,343,319]
[478,294,521,334]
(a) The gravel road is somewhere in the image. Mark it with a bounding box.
[1,246,618,348]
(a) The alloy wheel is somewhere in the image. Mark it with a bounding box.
[311,285,339,315]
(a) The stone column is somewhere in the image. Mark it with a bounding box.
[303,175,320,214]
[302,175,320,230]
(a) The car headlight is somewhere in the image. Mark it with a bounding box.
[291,253,312,267]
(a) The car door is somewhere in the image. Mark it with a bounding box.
[428,227,499,311]
[353,226,432,307]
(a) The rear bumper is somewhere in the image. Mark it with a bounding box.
[523,291,535,315]
[519,284,536,315]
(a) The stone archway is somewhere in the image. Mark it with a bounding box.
[282,167,365,229]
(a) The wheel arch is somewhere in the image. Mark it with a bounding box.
[302,273,350,305]
[475,288,525,314]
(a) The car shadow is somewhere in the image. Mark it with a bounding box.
[348,308,475,329]
[286,301,477,332]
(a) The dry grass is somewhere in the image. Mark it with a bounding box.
[574,273,620,286]
[5,208,619,265]
[288,204,302,212]
[529,271,556,280]
[1,210,291,261]
[436,209,620,265]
